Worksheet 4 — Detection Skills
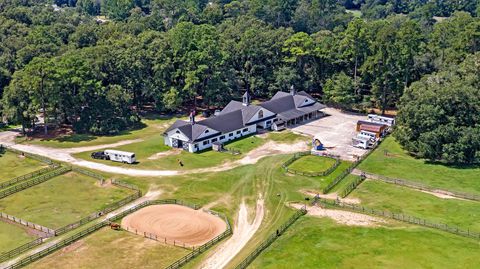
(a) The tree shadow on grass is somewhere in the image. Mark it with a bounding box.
[36,121,148,144]
[423,160,480,170]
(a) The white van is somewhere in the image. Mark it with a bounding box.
[104,150,136,164]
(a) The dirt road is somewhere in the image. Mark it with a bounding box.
[200,197,265,269]
[0,131,308,176]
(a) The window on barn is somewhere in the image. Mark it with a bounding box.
[242,128,248,132]
[236,130,241,134]
[220,135,225,139]
[258,110,264,119]
[212,138,218,142]
[203,140,209,145]
[229,133,234,137]
[205,129,209,134]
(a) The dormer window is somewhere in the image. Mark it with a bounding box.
[205,130,209,134]
[258,110,264,119]
[304,99,308,102]
[176,130,180,134]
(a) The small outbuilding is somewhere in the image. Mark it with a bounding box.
[212,141,224,152]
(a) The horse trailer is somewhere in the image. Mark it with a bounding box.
[104,150,136,164]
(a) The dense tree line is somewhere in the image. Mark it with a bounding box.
[395,53,480,164]
[0,0,479,163]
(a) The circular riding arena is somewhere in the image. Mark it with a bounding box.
[121,204,227,247]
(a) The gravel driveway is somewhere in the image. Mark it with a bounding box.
[291,107,368,161]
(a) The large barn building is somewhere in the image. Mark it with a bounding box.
[163,89,326,152]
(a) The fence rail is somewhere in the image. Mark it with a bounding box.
[0,213,55,236]
[340,174,366,198]
[54,190,141,236]
[0,166,59,190]
[0,167,71,200]
[313,196,480,240]
[71,167,105,182]
[360,171,480,202]
[0,238,44,263]
[165,211,232,269]
[54,179,142,236]
[1,145,54,165]
[322,140,381,194]
[234,207,307,269]
[111,179,141,192]
[282,151,340,177]
[4,199,218,269]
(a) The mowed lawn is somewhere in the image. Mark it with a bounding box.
[74,132,307,171]
[358,137,480,195]
[0,221,37,253]
[0,172,132,229]
[350,180,480,232]
[250,217,480,269]
[288,155,337,174]
[27,228,190,269]
[0,151,46,183]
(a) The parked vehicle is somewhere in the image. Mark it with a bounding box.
[352,135,375,149]
[91,151,109,160]
[104,150,136,164]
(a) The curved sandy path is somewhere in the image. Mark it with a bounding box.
[0,131,308,176]
[200,198,265,269]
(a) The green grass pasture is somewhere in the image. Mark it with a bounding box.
[26,228,190,269]
[0,221,38,253]
[250,217,480,269]
[350,180,480,231]
[0,151,46,183]
[288,155,337,174]
[358,137,480,195]
[0,172,132,229]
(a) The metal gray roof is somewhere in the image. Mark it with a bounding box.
[259,95,296,114]
[220,100,261,125]
[164,119,218,142]
[200,109,245,134]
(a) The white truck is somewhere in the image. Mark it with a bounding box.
[104,150,136,164]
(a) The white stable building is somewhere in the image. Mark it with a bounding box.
[164,89,326,153]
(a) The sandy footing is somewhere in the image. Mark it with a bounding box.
[290,203,385,227]
[121,204,226,247]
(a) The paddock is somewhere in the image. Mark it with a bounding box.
[121,204,227,247]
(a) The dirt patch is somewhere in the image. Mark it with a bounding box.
[237,141,309,166]
[290,203,385,227]
[62,240,84,253]
[0,218,49,238]
[121,204,227,247]
[301,190,361,204]
[200,197,265,269]
[95,180,113,188]
[147,149,182,160]
[419,190,469,201]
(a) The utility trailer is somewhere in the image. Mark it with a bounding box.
[104,150,136,164]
